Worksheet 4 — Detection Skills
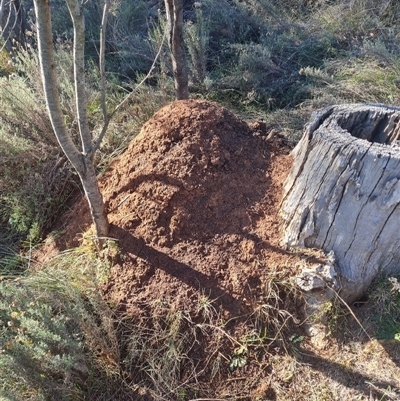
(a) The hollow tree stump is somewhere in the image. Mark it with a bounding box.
[280,104,400,303]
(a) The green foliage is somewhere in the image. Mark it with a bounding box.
[106,0,151,76]
[201,0,261,49]
[321,299,350,337]
[301,55,400,107]
[229,329,269,371]
[288,333,305,359]
[0,235,24,276]
[15,0,400,115]
[0,44,84,248]
[0,281,84,400]
[311,0,400,49]
[48,0,72,37]
[369,276,400,341]
[221,42,275,100]
[0,48,14,77]
[197,0,400,114]
[0,245,123,401]
[146,12,176,96]
[229,346,247,371]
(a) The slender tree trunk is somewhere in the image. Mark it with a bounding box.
[33,0,109,242]
[99,0,111,130]
[164,0,189,100]
[78,162,109,240]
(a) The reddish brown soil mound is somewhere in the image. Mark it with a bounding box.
[43,99,294,315]
[97,99,294,317]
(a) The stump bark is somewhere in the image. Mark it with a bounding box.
[280,104,400,303]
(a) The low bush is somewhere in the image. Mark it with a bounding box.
[369,275,400,341]
[0,243,123,401]
[0,47,77,245]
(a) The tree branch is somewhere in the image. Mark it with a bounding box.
[99,0,111,137]
[33,0,84,173]
[0,0,16,53]
[65,0,92,157]
[91,20,167,154]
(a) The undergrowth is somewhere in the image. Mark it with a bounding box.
[0,244,301,400]
[0,242,118,400]
[0,42,172,251]
[369,275,400,341]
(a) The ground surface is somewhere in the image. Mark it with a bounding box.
[38,100,400,400]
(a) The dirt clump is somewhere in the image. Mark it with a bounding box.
[98,99,294,318]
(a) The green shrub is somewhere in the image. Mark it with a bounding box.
[0,119,74,244]
[0,48,14,77]
[0,45,91,245]
[0,244,123,401]
[200,0,262,65]
[0,281,85,400]
[300,44,400,107]
[105,0,151,77]
[369,275,400,341]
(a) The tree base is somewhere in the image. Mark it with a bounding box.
[281,104,400,302]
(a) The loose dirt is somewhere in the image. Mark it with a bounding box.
[100,99,294,318]
[50,99,294,318]
[38,99,296,397]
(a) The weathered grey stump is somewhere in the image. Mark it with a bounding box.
[280,104,400,303]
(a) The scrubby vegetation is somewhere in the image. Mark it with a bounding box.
[3,0,400,247]
[1,0,400,399]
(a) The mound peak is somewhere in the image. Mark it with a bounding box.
[96,99,293,316]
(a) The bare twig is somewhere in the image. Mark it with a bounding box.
[0,0,17,53]
[99,0,111,135]
[331,286,372,341]
[91,23,167,154]
[366,381,399,401]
